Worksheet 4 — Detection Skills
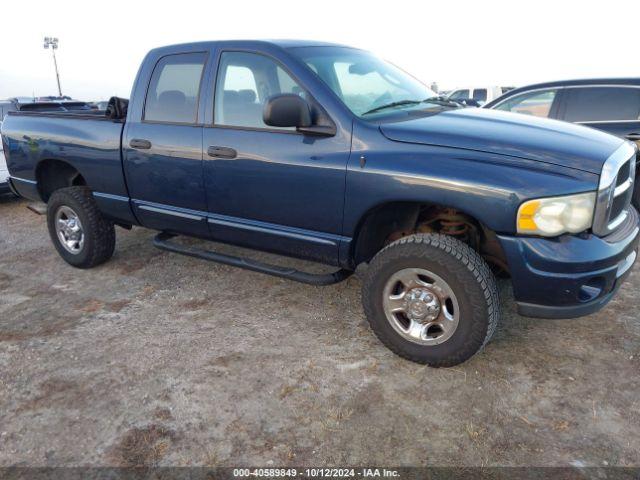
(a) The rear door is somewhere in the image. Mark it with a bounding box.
[123,51,210,237]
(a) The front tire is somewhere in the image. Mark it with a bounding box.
[46,187,116,269]
[362,233,499,367]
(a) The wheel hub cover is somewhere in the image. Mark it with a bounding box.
[404,288,440,323]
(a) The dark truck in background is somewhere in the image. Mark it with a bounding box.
[2,40,638,367]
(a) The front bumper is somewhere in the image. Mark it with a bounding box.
[499,207,639,319]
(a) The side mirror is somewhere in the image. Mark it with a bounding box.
[263,94,312,128]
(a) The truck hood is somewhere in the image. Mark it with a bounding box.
[379,108,624,174]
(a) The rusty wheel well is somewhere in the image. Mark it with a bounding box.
[36,159,87,202]
[352,202,509,276]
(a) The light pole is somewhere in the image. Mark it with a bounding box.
[43,37,62,97]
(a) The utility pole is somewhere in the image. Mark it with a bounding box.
[43,37,62,97]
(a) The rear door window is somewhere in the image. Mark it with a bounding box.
[144,52,207,124]
[563,87,640,122]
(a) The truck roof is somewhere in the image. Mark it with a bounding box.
[148,39,354,54]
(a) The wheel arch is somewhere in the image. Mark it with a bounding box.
[35,158,88,202]
[351,201,422,266]
[350,200,509,274]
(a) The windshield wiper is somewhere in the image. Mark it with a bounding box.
[362,97,461,116]
[422,96,463,108]
[362,100,422,116]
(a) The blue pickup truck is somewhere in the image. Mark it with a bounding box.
[2,40,638,366]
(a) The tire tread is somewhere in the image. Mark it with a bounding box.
[362,233,499,367]
[47,187,115,269]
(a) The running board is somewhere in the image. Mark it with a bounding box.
[153,232,352,286]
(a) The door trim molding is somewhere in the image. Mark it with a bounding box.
[207,215,338,246]
[131,199,350,246]
[135,201,205,221]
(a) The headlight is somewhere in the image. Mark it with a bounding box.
[517,192,596,237]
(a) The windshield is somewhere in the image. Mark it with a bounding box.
[290,47,436,117]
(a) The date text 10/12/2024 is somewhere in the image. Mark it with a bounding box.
[233,468,400,478]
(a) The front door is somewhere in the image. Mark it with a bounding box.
[202,51,350,265]
[123,51,210,238]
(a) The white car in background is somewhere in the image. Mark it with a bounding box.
[447,86,514,106]
[0,122,10,195]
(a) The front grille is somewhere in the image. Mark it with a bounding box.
[606,156,635,230]
[610,192,628,221]
[604,204,638,243]
[617,160,631,186]
[633,172,640,209]
[593,142,637,236]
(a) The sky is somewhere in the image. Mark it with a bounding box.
[1,0,638,101]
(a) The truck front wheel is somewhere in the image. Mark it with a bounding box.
[362,233,499,367]
[46,187,116,269]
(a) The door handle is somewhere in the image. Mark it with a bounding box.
[207,146,237,159]
[626,133,640,141]
[129,138,152,150]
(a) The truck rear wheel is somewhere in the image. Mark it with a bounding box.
[362,233,499,367]
[46,187,115,269]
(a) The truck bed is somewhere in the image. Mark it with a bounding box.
[0,110,130,214]
[6,109,120,121]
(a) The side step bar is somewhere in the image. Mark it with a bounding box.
[153,232,352,286]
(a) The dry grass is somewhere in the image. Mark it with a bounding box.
[108,424,176,467]
[106,299,132,313]
[81,299,104,314]
[15,379,82,414]
[279,384,298,399]
[153,407,174,421]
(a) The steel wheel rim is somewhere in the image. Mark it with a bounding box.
[382,267,460,346]
[55,206,84,255]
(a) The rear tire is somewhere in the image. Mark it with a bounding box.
[46,187,115,268]
[362,233,499,367]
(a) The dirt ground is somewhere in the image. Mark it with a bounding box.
[0,194,639,468]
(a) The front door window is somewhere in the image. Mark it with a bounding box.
[214,52,305,129]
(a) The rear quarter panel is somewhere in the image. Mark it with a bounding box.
[1,114,127,197]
